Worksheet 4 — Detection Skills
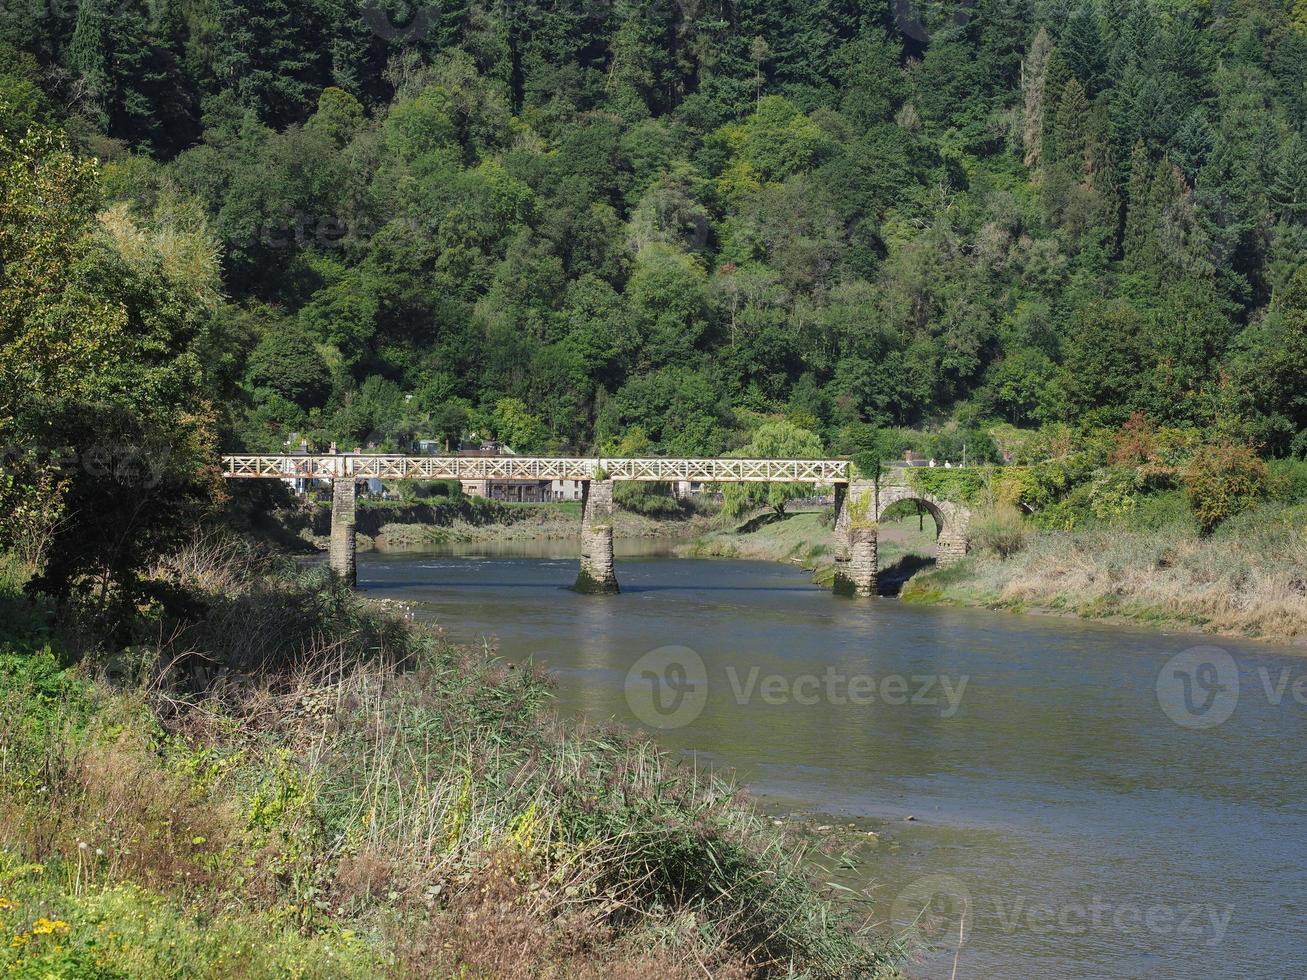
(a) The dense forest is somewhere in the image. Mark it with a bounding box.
[3,0,1307,463]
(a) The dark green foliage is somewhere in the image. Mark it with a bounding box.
[245,330,332,409]
[2,0,1304,463]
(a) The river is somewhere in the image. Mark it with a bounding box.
[359,542,1307,979]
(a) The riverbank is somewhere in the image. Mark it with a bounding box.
[680,506,1307,645]
[680,511,939,593]
[252,496,718,553]
[364,501,717,551]
[0,543,897,978]
[902,506,1307,644]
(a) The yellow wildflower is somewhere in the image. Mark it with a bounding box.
[30,918,69,936]
[0,897,16,911]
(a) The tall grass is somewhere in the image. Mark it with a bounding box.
[1,536,898,978]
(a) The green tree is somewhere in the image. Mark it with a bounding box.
[722,419,824,516]
[490,397,548,453]
[245,329,332,408]
[1,122,222,630]
[1060,302,1147,425]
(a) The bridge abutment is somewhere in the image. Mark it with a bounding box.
[329,478,357,587]
[575,479,619,595]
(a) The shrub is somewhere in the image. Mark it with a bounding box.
[410,479,462,500]
[907,466,987,504]
[614,481,687,516]
[1268,459,1307,504]
[1118,490,1194,533]
[969,504,1027,558]
[1182,443,1269,534]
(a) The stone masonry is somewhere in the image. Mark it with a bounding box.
[329,478,357,587]
[575,479,619,594]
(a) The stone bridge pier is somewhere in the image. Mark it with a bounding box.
[832,478,971,598]
[329,478,357,587]
[574,479,619,594]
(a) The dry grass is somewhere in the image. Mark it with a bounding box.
[905,505,1307,642]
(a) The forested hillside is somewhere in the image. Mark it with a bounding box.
[3,0,1307,459]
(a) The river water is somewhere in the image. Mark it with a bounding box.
[359,542,1307,979]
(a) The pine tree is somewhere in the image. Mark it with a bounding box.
[66,0,196,151]
[1060,0,1105,96]
[1086,101,1122,251]
[1039,49,1071,166]
[976,0,1034,99]
[1052,77,1089,172]
[212,0,335,127]
[1271,132,1307,225]
[1021,28,1054,166]
[67,0,111,131]
[1170,111,1213,182]
[1122,141,1154,272]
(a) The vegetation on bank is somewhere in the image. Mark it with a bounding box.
[905,498,1307,642]
[0,544,898,979]
[681,416,1307,642]
[683,511,937,592]
[911,419,1307,641]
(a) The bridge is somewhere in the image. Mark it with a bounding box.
[220,454,971,596]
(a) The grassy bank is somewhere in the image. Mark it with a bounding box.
[682,511,937,591]
[681,498,1307,645]
[904,501,1307,644]
[243,491,718,553]
[0,543,897,978]
[366,500,717,551]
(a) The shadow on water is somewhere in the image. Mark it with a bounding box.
[876,554,935,596]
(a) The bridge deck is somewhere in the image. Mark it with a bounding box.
[221,455,852,484]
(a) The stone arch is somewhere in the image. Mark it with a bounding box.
[874,483,970,565]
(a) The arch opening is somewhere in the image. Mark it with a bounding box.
[873,494,949,594]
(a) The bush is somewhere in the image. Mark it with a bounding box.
[907,466,988,504]
[1182,443,1269,534]
[968,504,1027,559]
[1268,459,1307,504]
[614,481,687,516]
[925,427,1001,465]
[1118,490,1194,533]
[410,479,462,500]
